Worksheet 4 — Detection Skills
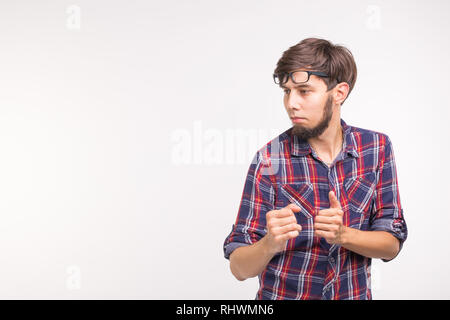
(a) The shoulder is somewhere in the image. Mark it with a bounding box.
[347,123,392,149]
[253,127,292,157]
[246,128,292,179]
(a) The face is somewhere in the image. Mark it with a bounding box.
[282,73,335,141]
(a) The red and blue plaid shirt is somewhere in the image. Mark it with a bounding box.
[223,118,407,300]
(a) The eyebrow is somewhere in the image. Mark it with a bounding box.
[280,83,314,89]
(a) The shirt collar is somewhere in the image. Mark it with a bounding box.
[289,118,359,158]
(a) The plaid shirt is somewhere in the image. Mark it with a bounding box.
[223,118,407,300]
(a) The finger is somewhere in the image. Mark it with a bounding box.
[286,230,300,239]
[317,208,336,217]
[278,230,300,242]
[317,208,343,217]
[275,206,299,218]
[314,222,334,231]
[328,191,342,209]
[314,222,340,233]
[314,229,333,239]
[314,215,335,224]
[273,223,301,235]
[267,208,292,219]
[285,203,301,213]
[271,215,297,227]
[315,215,342,225]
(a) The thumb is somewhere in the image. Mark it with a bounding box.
[328,191,342,210]
[287,203,301,213]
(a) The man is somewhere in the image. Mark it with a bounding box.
[223,38,407,300]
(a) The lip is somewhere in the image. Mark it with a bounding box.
[291,117,306,123]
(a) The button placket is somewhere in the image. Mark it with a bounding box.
[322,283,334,300]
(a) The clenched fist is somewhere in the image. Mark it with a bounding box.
[264,204,303,255]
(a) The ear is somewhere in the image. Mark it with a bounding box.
[334,82,349,105]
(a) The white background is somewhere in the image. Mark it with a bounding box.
[0,0,448,299]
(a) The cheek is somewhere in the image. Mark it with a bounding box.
[310,94,326,105]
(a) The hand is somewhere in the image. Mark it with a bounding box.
[314,191,346,245]
[264,204,303,255]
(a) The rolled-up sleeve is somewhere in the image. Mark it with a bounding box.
[369,135,408,262]
[223,150,275,260]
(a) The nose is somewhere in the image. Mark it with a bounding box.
[285,91,303,110]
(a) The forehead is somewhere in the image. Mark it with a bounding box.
[280,82,315,89]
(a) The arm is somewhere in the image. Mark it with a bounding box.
[314,191,401,260]
[368,135,407,261]
[229,235,274,281]
[224,150,301,281]
[341,227,400,260]
[315,135,407,261]
[229,205,303,281]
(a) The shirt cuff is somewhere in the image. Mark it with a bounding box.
[370,215,407,262]
[223,242,250,260]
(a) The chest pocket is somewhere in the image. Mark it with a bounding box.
[278,182,315,219]
[276,182,315,250]
[344,171,377,228]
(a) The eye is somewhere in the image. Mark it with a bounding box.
[283,89,310,95]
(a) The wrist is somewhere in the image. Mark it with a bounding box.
[260,234,278,257]
[341,226,357,246]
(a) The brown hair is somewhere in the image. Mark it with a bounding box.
[274,38,357,105]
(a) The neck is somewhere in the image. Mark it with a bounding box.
[308,117,343,162]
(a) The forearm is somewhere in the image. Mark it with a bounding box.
[229,236,275,281]
[342,227,400,260]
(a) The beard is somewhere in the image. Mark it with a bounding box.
[291,94,333,141]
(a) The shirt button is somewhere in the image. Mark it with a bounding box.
[329,257,335,264]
